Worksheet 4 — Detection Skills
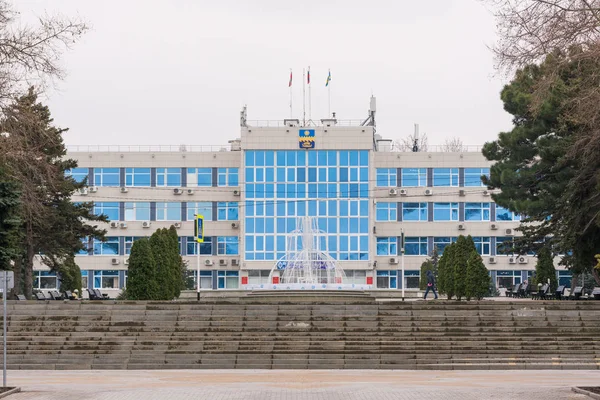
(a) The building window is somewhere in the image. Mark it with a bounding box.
[247,270,271,285]
[33,271,57,289]
[187,168,212,187]
[93,270,119,289]
[217,271,239,289]
[187,202,212,221]
[558,271,572,287]
[66,168,89,183]
[124,202,151,221]
[156,168,181,187]
[77,237,89,256]
[218,168,239,186]
[472,236,491,255]
[81,271,88,289]
[93,237,119,255]
[433,168,459,187]
[93,168,120,187]
[186,236,212,255]
[217,202,239,221]
[376,168,397,187]
[125,168,151,187]
[376,202,397,222]
[376,270,397,289]
[404,270,420,289]
[402,202,428,221]
[344,270,367,285]
[156,202,182,221]
[376,237,397,256]
[125,236,143,255]
[401,168,426,187]
[433,203,459,221]
[464,168,490,187]
[93,202,119,221]
[465,202,491,221]
[217,236,239,255]
[433,237,457,254]
[496,237,513,255]
[404,237,428,256]
[496,270,521,289]
[496,206,522,221]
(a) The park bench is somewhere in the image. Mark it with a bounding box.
[570,286,584,300]
[554,285,566,300]
[531,283,550,300]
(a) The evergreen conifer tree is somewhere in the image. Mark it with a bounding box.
[126,238,159,300]
[57,256,82,294]
[419,260,434,290]
[453,235,473,300]
[167,226,185,298]
[439,243,456,299]
[533,247,557,291]
[465,250,490,300]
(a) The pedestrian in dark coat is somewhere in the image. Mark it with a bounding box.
[423,270,438,300]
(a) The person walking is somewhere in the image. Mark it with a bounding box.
[423,270,438,300]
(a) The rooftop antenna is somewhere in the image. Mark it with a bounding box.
[412,123,419,152]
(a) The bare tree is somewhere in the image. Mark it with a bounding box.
[441,137,466,152]
[0,1,88,104]
[393,132,429,152]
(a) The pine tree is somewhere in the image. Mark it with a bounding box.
[126,238,159,300]
[533,247,557,291]
[466,250,490,301]
[57,256,82,294]
[167,226,185,298]
[453,235,474,301]
[438,243,456,299]
[150,228,172,299]
[0,180,20,272]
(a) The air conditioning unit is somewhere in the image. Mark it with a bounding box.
[518,256,528,264]
[173,222,182,229]
[424,189,433,196]
[89,186,98,193]
[508,257,517,264]
[389,257,399,265]
[124,258,129,265]
[78,188,88,196]
[109,221,119,229]
[233,190,240,196]
[483,190,490,196]
[111,258,120,265]
[505,228,513,236]
[187,189,194,195]
[231,259,239,267]
[490,223,498,230]
[119,222,127,229]
[142,221,151,228]
[120,187,129,193]
[173,188,183,195]
[399,189,408,196]
[231,222,239,229]
[489,257,497,264]
[204,259,214,266]
[459,190,466,197]
[388,188,398,196]
[458,224,466,230]
[219,259,228,266]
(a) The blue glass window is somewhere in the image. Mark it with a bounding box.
[93,168,120,187]
[156,202,181,221]
[93,202,119,221]
[125,168,151,187]
[217,236,239,255]
[66,168,88,183]
[464,168,490,187]
[465,202,491,221]
[376,237,397,256]
[401,168,426,187]
[217,202,239,221]
[33,271,57,289]
[124,202,151,221]
[376,270,397,289]
[376,168,397,187]
[402,202,428,221]
[187,236,212,255]
[218,168,239,186]
[433,203,459,221]
[496,237,513,255]
[496,206,522,221]
[187,202,212,221]
[125,236,143,255]
[472,236,491,255]
[404,237,428,255]
[375,202,396,222]
[93,270,119,289]
[433,168,459,187]
[93,237,119,255]
[433,237,457,254]
[187,168,212,187]
[156,168,181,187]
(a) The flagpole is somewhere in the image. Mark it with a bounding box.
[327,69,331,118]
[302,68,306,126]
[289,68,292,119]
[308,66,312,123]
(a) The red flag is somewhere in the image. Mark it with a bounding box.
[289,70,292,87]
[307,68,310,84]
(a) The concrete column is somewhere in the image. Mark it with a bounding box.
[396,168,402,187]
[150,202,156,221]
[212,271,218,290]
[119,202,125,221]
[459,203,465,222]
[181,168,187,187]
[181,236,188,256]
[118,270,126,289]
[491,237,497,256]
[427,237,434,256]
[212,168,218,187]
[397,203,402,222]
[212,237,218,255]
[212,202,218,221]
[181,202,187,221]
[88,168,94,186]
[426,168,433,187]
[459,168,465,187]
[150,168,156,187]
[120,168,125,187]
[490,203,496,222]
[119,237,125,256]
[427,202,433,222]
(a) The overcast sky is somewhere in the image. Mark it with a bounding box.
[21,0,513,147]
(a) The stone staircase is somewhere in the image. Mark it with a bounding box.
[2,299,600,370]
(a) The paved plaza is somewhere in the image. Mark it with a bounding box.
[3,370,600,399]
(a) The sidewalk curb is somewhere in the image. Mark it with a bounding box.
[573,387,600,399]
[0,387,21,398]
